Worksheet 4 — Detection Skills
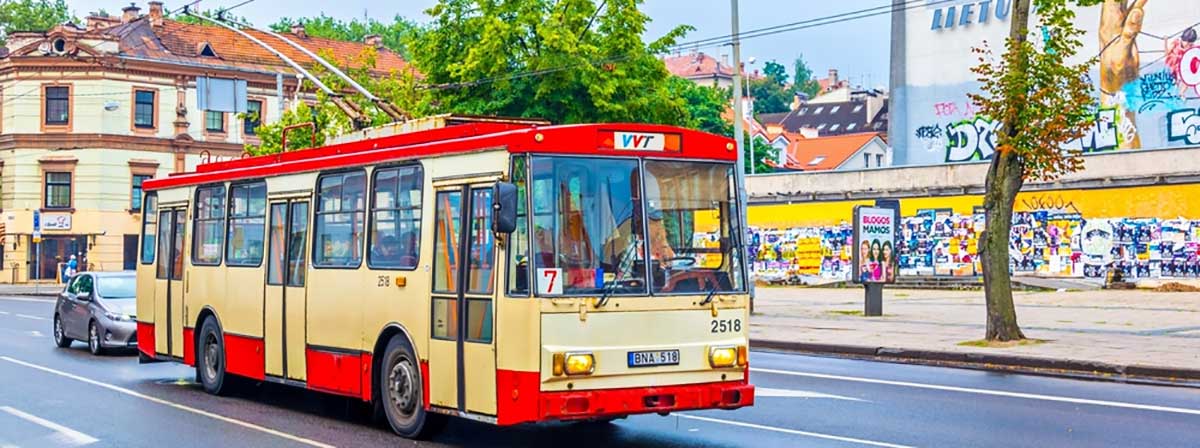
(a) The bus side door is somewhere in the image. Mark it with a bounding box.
[429,184,498,415]
[153,206,186,358]
[264,200,310,380]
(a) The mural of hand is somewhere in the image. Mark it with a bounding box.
[1099,0,1148,95]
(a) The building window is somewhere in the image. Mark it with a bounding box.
[864,153,871,167]
[44,86,69,125]
[369,165,423,270]
[131,174,151,211]
[244,100,263,136]
[847,122,857,131]
[817,124,827,131]
[830,124,840,132]
[314,171,366,268]
[852,104,864,113]
[808,156,825,166]
[876,154,884,167]
[134,90,155,128]
[813,107,824,115]
[205,110,225,132]
[192,185,226,265]
[44,172,72,209]
[798,107,808,115]
[226,182,266,266]
[830,106,841,114]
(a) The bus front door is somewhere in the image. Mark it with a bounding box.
[430,185,498,415]
[153,207,186,358]
[264,200,310,381]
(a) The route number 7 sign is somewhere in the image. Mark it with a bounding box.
[537,268,563,295]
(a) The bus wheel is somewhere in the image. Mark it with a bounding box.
[380,335,443,439]
[197,318,230,396]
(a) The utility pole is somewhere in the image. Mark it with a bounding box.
[730,0,754,313]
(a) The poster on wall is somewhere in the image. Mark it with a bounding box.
[853,206,899,284]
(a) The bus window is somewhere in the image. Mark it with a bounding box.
[314,171,366,268]
[506,156,530,296]
[156,210,171,279]
[288,202,308,286]
[226,182,266,266]
[467,187,494,294]
[433,190,462,293]
[266,203,286,285]
[369,165,423,270]
[192,185,226,265]
[140,194,158,264]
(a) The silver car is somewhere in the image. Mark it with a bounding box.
[52,272,138,355]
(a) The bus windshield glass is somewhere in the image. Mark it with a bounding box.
[527,156,743,296]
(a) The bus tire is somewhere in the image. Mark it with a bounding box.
[379,335,443,439]
[196,317,231,396]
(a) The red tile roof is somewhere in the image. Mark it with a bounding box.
[106,18,411,76]
[778,132,881,171]
[663,51,733,79]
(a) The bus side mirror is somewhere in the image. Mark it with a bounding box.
[493,182,518,234]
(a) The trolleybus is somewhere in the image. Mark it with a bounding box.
[136,118,754,438]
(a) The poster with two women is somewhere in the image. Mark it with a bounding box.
[853,206,898,284]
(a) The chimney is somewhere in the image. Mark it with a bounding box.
[720,53,729,67]
[363,34,383,49]
[147,1,163,27]
[121,3,141,24]
[828,69,839,86]
[290,23,307,39]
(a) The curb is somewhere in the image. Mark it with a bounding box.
[751,339,1200,387]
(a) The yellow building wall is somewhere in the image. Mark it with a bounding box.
[733,184,1200,229]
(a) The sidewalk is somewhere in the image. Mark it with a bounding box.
[0,283,62,297]
[750,286,1200,381]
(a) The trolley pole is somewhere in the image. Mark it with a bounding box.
[730,0,755,313]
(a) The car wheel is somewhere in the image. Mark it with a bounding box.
[380,335,443,439]
[88,321,105,355]
[53,315,72,348]
[196,318,231,395]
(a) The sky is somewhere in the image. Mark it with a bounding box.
[71,0,892,89]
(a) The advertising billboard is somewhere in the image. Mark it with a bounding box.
[853,206,899,284]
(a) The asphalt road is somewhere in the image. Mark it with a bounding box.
[0,295,1198,447]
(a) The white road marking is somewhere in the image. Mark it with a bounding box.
[15,315,44,321]
[0,297,56,303]
[752,367,1200,416]
[0,406,99,447]
[0,311,9,315]
[0,356,334,448]
[678,414,912,448]
[28,331,43,338]
[756,387,865,401]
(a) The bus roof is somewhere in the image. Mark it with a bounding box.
[143,122,737,191]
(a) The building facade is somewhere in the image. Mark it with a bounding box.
[890,0,1200,166]
[0,2,408,282]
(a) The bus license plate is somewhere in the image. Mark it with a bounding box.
[627,350,680,367]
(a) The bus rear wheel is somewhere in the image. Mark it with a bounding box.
[196,318,231,396]
[379,335,443,439]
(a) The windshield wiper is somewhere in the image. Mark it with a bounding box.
[596,234,640,309]
[700,282,719,306]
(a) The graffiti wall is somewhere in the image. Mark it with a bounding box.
[895,0,1200,165]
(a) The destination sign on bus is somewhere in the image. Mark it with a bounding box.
[610,131,681,152]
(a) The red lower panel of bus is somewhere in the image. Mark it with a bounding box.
[182,327,195,366]
[306,348,364,398]
[495,370,754,426]
[224,334,265,380]
[136,322,154,358]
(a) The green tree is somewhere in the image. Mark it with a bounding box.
[0,0,72,44]
[792,54,821,99]
[270,14,419,59]
[668,76,732,136]
[762,60,788,85]
[748,77,792,114]
[972,0,1100,341]
[746,137,775,174]
[411,0,692,126]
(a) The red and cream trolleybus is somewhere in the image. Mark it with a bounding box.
[136,117,754,438]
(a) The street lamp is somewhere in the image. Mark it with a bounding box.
[744,56,756,175]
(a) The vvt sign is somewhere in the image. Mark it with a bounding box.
[614,132,665,151]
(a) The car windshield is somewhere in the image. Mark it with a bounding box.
[524,156,743,296]
[96,276,136,298]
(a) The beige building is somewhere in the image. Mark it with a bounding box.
[0,2,410,282]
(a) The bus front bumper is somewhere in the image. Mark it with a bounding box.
[535,380,754,423]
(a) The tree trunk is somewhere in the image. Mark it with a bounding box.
[980,0,1031,342]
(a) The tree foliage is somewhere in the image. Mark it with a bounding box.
[410,0,692,126]
[747,59,794,114]
[746,136,775,174]
[972,0,1101,341]
[270,14,419,59]
[0,0,72,44]
[668,75,731,136]
[792,55,821,99]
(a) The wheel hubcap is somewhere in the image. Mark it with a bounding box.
[203,334,220,381]
[54,318,62,342]
[388,358,417,415]
[90,326,98,351]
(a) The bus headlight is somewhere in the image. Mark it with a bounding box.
[553,352,595,376]
[709,346,738,368]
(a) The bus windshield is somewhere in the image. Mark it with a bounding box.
[526,156,744,296]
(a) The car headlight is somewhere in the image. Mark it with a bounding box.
[709,346,738,368]
[105,311,132,322]
[552,352,595,376]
